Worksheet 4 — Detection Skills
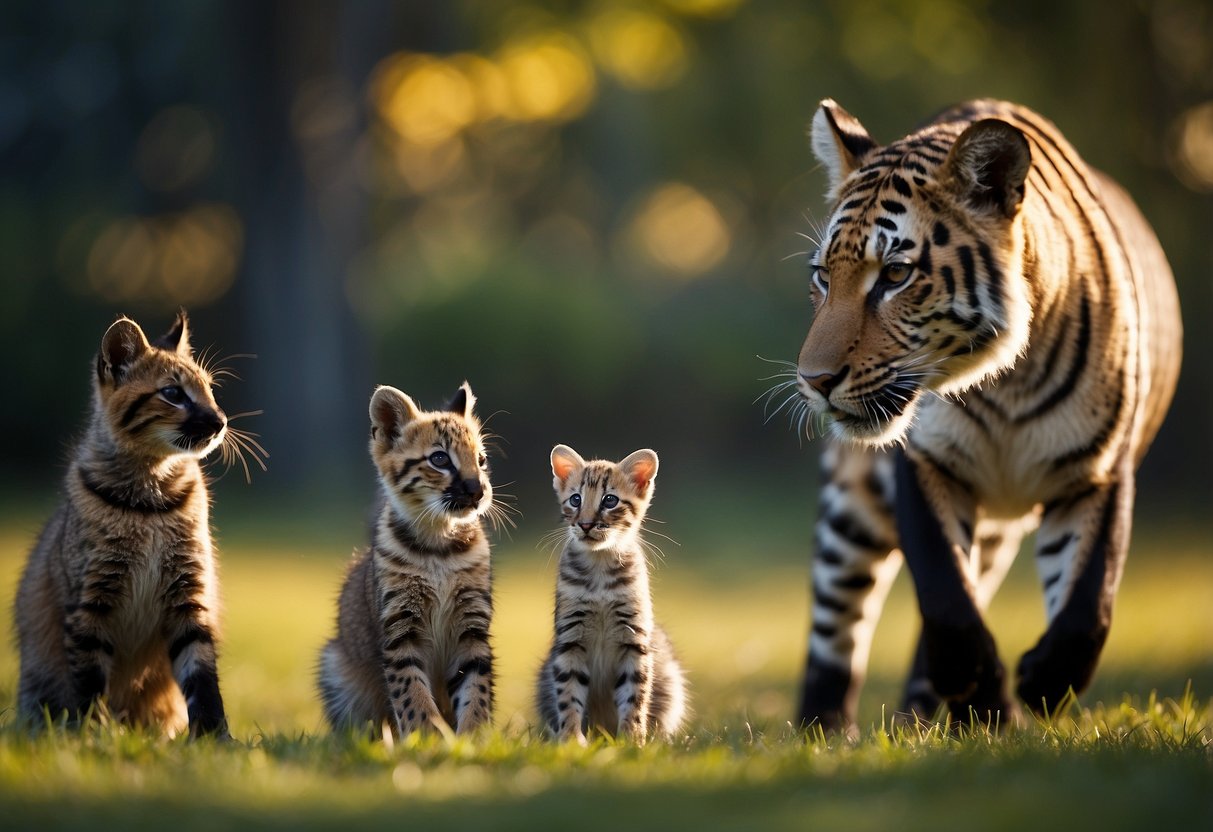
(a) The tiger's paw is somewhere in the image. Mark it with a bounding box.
[1016,627,1102,715]
[922,619,998,701]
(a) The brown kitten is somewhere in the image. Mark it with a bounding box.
[318,382,496,737]
[15,312,239,737]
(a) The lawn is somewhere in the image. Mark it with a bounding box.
[0,511,1210,830]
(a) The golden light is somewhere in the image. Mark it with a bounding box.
[86,203,243,306]
[1172,101,1213,192]
[660,0,747,18]
[159,204,243,305]
[497,31,597,122]
[588,8,689,90]
[388,132,469,195]
[373,53,477,147]
[626,182,731,276]
[87,218,156,302]
[449,53,513,122]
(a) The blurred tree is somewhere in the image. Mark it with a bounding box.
[0,0,1208,541]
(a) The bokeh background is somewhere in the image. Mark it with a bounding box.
[0,0,1210,729]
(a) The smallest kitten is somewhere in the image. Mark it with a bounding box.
[536,444,687,745]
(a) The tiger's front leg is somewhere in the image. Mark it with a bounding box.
[895,450,1011,724]
[799,444,901,734]
[1017,471,1132,714]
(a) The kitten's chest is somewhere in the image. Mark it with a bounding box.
[94,519,198,648]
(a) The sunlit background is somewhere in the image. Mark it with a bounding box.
[1,0,1210,598]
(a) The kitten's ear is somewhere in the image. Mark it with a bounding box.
[98,316,150,384]
[942,119,1030,218]
[550,444,585,486]
[447,381,476,418]
[811,99,876,201]
[619,448,659,495]
[369,385,419,448]
[152,308,191,355]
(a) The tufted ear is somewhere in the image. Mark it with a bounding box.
[811,99,877,201]
[446,381,476,418]
[942,119,1031,218]
[98,316,150,384]
[619,448,659,495]
[369,385,419,449]
[152,308,191,355]
[550,444,585,487]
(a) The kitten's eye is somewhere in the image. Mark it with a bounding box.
[811,266,830,294]
[160,385,187,405]
[880,261,914,286]
[601,494,619,509]
[569,494,582,508]
[429,451,451,468]
[478,453,487,468]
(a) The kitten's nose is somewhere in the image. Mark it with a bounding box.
[577,521,595,533]
[461,478,484,501]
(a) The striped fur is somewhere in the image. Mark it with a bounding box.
[318,383,496,737]
[15,312,233,737]
[536,445,687,745]
[795,99,1182,731]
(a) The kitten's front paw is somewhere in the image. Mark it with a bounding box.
[558,726,588,747]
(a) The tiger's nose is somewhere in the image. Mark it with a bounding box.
[801,366,848,398]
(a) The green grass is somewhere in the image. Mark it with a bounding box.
[1,518,1211,830]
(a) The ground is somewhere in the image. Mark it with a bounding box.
[0,513,1210,830]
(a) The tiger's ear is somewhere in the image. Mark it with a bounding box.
[943,119,1031,218]
[619,448,659,495]
[369,385,419,449]
[446,381,476,418]
[152,308,191,355]
[551,444,585,487]
[98,316,150,384]
[811,99,877,201]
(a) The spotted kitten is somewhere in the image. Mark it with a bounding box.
[15,312,250,737]
[536,444,687,745]
[318,382,496,737]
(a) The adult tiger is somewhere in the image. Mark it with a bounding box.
[793,99,1182,732]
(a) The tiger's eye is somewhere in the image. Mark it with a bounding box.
[429,451,451,468]
[160,385,186,405]
[881,262,914,284]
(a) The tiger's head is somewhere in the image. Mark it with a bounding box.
[797,99,1034,446]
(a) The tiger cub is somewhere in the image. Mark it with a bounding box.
[318,382,496,737]
[15,312,236,737]
[536,445,687,745]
